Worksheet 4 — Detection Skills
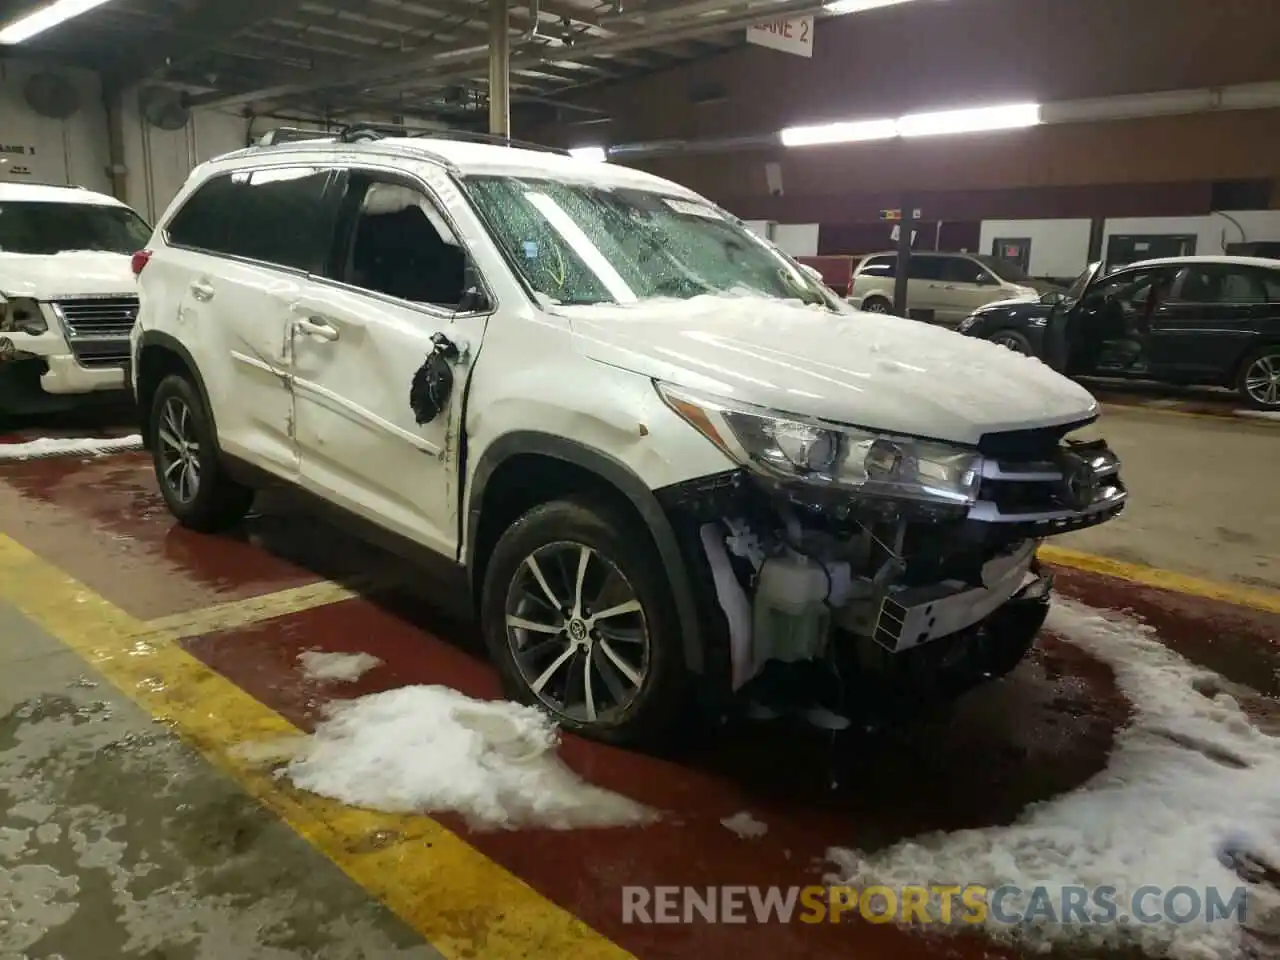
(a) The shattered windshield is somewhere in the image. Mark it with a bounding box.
[462,175,834,308]
[0,201,152,255]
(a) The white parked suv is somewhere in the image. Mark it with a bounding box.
[0,182,151,412]
[129,127,1127,746]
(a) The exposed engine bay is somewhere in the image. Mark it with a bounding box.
[659,424,1127,713]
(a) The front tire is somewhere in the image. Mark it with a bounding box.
[480,497,688,747]
[1237,345,1280,410]
[988,329,1033,355]
[149,374,253,532]
[861,296,893,314]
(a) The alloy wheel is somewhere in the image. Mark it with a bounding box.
[504,541,650,724]
[864,300,890,314]
[1244,352,1280,408]
[156,396,201,504]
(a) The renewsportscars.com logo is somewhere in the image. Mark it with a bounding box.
[621,884,1251,926]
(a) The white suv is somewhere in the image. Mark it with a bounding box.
[0,182,151,411]
[129,127,1127,746]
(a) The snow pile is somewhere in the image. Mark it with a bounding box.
[721,811,769,840]
[0,434,142,462]
[279,685,657,831]
[296,651,382,683]
[827,598,1280,959]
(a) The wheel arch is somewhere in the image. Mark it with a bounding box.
[465,431,706,674]
[135,331,219,447]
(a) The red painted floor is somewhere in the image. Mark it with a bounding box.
[2,438,1277,959]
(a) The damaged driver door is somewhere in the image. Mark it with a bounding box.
[290,170,491,558]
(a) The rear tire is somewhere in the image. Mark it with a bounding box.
[480,496,688,748]
[149,374,253,532]
[1236,345,1280,410]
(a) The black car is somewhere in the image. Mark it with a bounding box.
[955,256,1280,409]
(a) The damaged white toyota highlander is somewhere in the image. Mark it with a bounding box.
[130,127,1127,746]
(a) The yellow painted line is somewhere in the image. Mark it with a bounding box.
[1039,544,1280,616]
[140,575,395,643]
[0,534,631,960]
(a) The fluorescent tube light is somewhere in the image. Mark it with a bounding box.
[824,0,920,13]
[568,146,608,162]
[780,118,898,147]
[0,0,114,44]
[896,102,1041,136]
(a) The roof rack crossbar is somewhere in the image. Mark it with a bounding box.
[335,123,569,155]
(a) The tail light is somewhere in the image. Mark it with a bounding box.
[131,249,152,277]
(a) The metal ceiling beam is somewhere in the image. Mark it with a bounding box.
[108,0,308,86]
[188,0,830,108]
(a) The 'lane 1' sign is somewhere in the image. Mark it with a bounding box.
[746,16,814,58]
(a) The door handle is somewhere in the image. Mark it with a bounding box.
[295,317,339,342]
[189,280,215,302]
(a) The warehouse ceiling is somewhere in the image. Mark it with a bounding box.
[0,0,843,125]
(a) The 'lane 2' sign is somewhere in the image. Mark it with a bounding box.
[746,16,814,58]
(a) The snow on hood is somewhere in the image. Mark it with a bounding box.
[0,250,136,300]
[562,295,1097,445]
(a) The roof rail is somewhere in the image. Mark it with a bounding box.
[256,126,336,146]
[335,123,570,155]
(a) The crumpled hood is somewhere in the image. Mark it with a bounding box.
[0,251,136,300]
[564,295,1097,445]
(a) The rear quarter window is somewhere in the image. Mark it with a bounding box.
[165,167,337,273]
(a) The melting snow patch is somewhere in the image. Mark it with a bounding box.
[827,598,1280,960]
[297,650,382,683]
[721,811,768,840]
[0,434,143,461]
[278,685,657,831]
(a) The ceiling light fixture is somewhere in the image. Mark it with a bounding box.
[896,102,1041,136]
[823,0,921,14]
[568,146,608,161]
[0,0,114,44]
[779,101,1041,147]
[780,118,897,147]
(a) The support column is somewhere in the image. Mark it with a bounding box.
[102,82,129,203]
[893,198,914,316]
[488,0,510,137]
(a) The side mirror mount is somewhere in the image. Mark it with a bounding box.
[456,260,492,313]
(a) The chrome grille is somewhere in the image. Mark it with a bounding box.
[968,440,1127,530]
[55,296,139,339]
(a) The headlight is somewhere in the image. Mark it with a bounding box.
[956,314,979,333]
[657,382,983,507]
[0,297,47,335]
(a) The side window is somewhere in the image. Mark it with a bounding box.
[858,255,895,278]
[226,167,335,272]
[165,175,242,253]
[1220,269,1266,303]
[1171,265,1265,304]
[1091,268,1164,309]
[1262,270,1280,302]
[335,175,467,309]
[907,255,944,281]
[941,257,991,285]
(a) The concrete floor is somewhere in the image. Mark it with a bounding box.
[1063,403,1280,590]
[0,604,438,960]
[0,393,1276,960]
